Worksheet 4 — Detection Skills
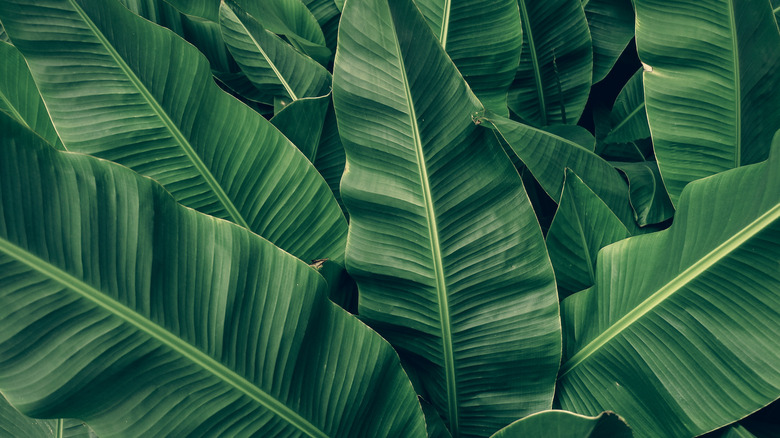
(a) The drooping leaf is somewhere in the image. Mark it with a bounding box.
[490,410,632,438]
[220,0,331,102]
[613,161,675,227]
[414,0,523,115]
[557,134,780,437]
[546,170,631,298]
[0,0,347,264]
[333,0,562,435]
[508,0,592,126]
[481,112,637,230]
[0,112,426,438]
[636,0,780,205]
[270,95,330,160]
[0,41,64,150]
[603,69,650,146]
[583,0,635,84]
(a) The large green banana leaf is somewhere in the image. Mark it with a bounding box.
[333,0,561,436]
[635,0,780,205]
[582,0,635,84]
[1,394,96,438]
[490,410,632,438]
[0,41,63,150]
[413,0,523,115]
[0,113,426,438]
[546,170,631,298]
[557,134,780,437]
[0,0,347,264]
[508,0,592,126]
[481,113,637,230]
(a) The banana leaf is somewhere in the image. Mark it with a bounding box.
[0,41,64,150]
[583,0,635,84]
[0,112,426,438]
[603,69,650,147]
[557,133,780,437]
[0,0,347,264]
[636,0,780,205]
[414,0,523,115]
[612,161,675,227]
[1,394,97,438]
[333,0,561,436]
[490,410,632,438]
[508,0,592,126]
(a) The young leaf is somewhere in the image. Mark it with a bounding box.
[636,0,780,205]
[0,112,426,438]
[333,0,561,435]
[558,134,780,437]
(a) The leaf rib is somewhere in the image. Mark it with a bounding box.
[68,0,250,229]
[391,16,459,437]
[439,0,452,49]
[727,0,741,167]
[0,236,328,438]
[517,0,547,125]
[559,203,780,378]
[608,102,646,138]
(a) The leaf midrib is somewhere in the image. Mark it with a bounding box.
[727,0,741,167]
[69,0,250,229]
[0,236,327,438]
[390,10,459,436]
[607,102,646,141]
[558,203,780,378]
[439,0,452,49]
[518,0,547,126]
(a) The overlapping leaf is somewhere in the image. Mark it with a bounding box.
[558,135,780,437]
[636,0,780,204]
[0,113,426,438]
[333,0,561,435]
[613,161,674,227]
[583,0,635,84]
[491,410,632,438]
[603,69,650,146]
[0,0,347,264]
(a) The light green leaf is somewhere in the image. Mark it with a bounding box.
[0,0,347,264]
[490,410,632,438]
[613,161,675,227]
[414,0,523,115]
[220,1,331,103]
[557,134,780,437]
[333,0,561,435]
[546,170,631,298]
[636,0,780,205]
[603,69,650,146]
[270,95,330,160]
[583,0,635,84]
[0,41,64,150]
[508,0,592,126]
[482,113,636,230]
[0,112,426,438]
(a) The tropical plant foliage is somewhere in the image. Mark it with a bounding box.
[0,0,777,437]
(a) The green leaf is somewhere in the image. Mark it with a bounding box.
[162,0,217,21]
[490,410,632,438]
[546,170,631,298]
[0,20,8,42]
[270,95,330,160]
[219,0,331,102]
[333,0,561,435]
[636,0,780,205]
[0,0,347,264]
[544,124,597,152]
[583,0,635,84]
[0,41,64,150]
[301,0,340,52]
[231,0,331,65]
[1,394,62,437]
[613,161,675,227]
[557,134,780,437]
[603,69,650,146]
[508,0,592,126]
[0,112,427,438]
[312,100,347,216]
[482,113,637,230]
[414,0,523,115]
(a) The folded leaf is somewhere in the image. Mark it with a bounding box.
[0,0,347,264]
[162,0,218,21]
[636,0,780,205]
[312,100,347,216]
[490,410,632,438]
[333,0,561,435]
[583,0,635,84]
[0,42,63,150]
[509,0,592,125]
[603,69,650,146]
[0,112,426,438]
[613,161,675,227]
[415,0,523,115]
[558,134,780,437]
[546,170,631,298]
[270,95,330,160]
